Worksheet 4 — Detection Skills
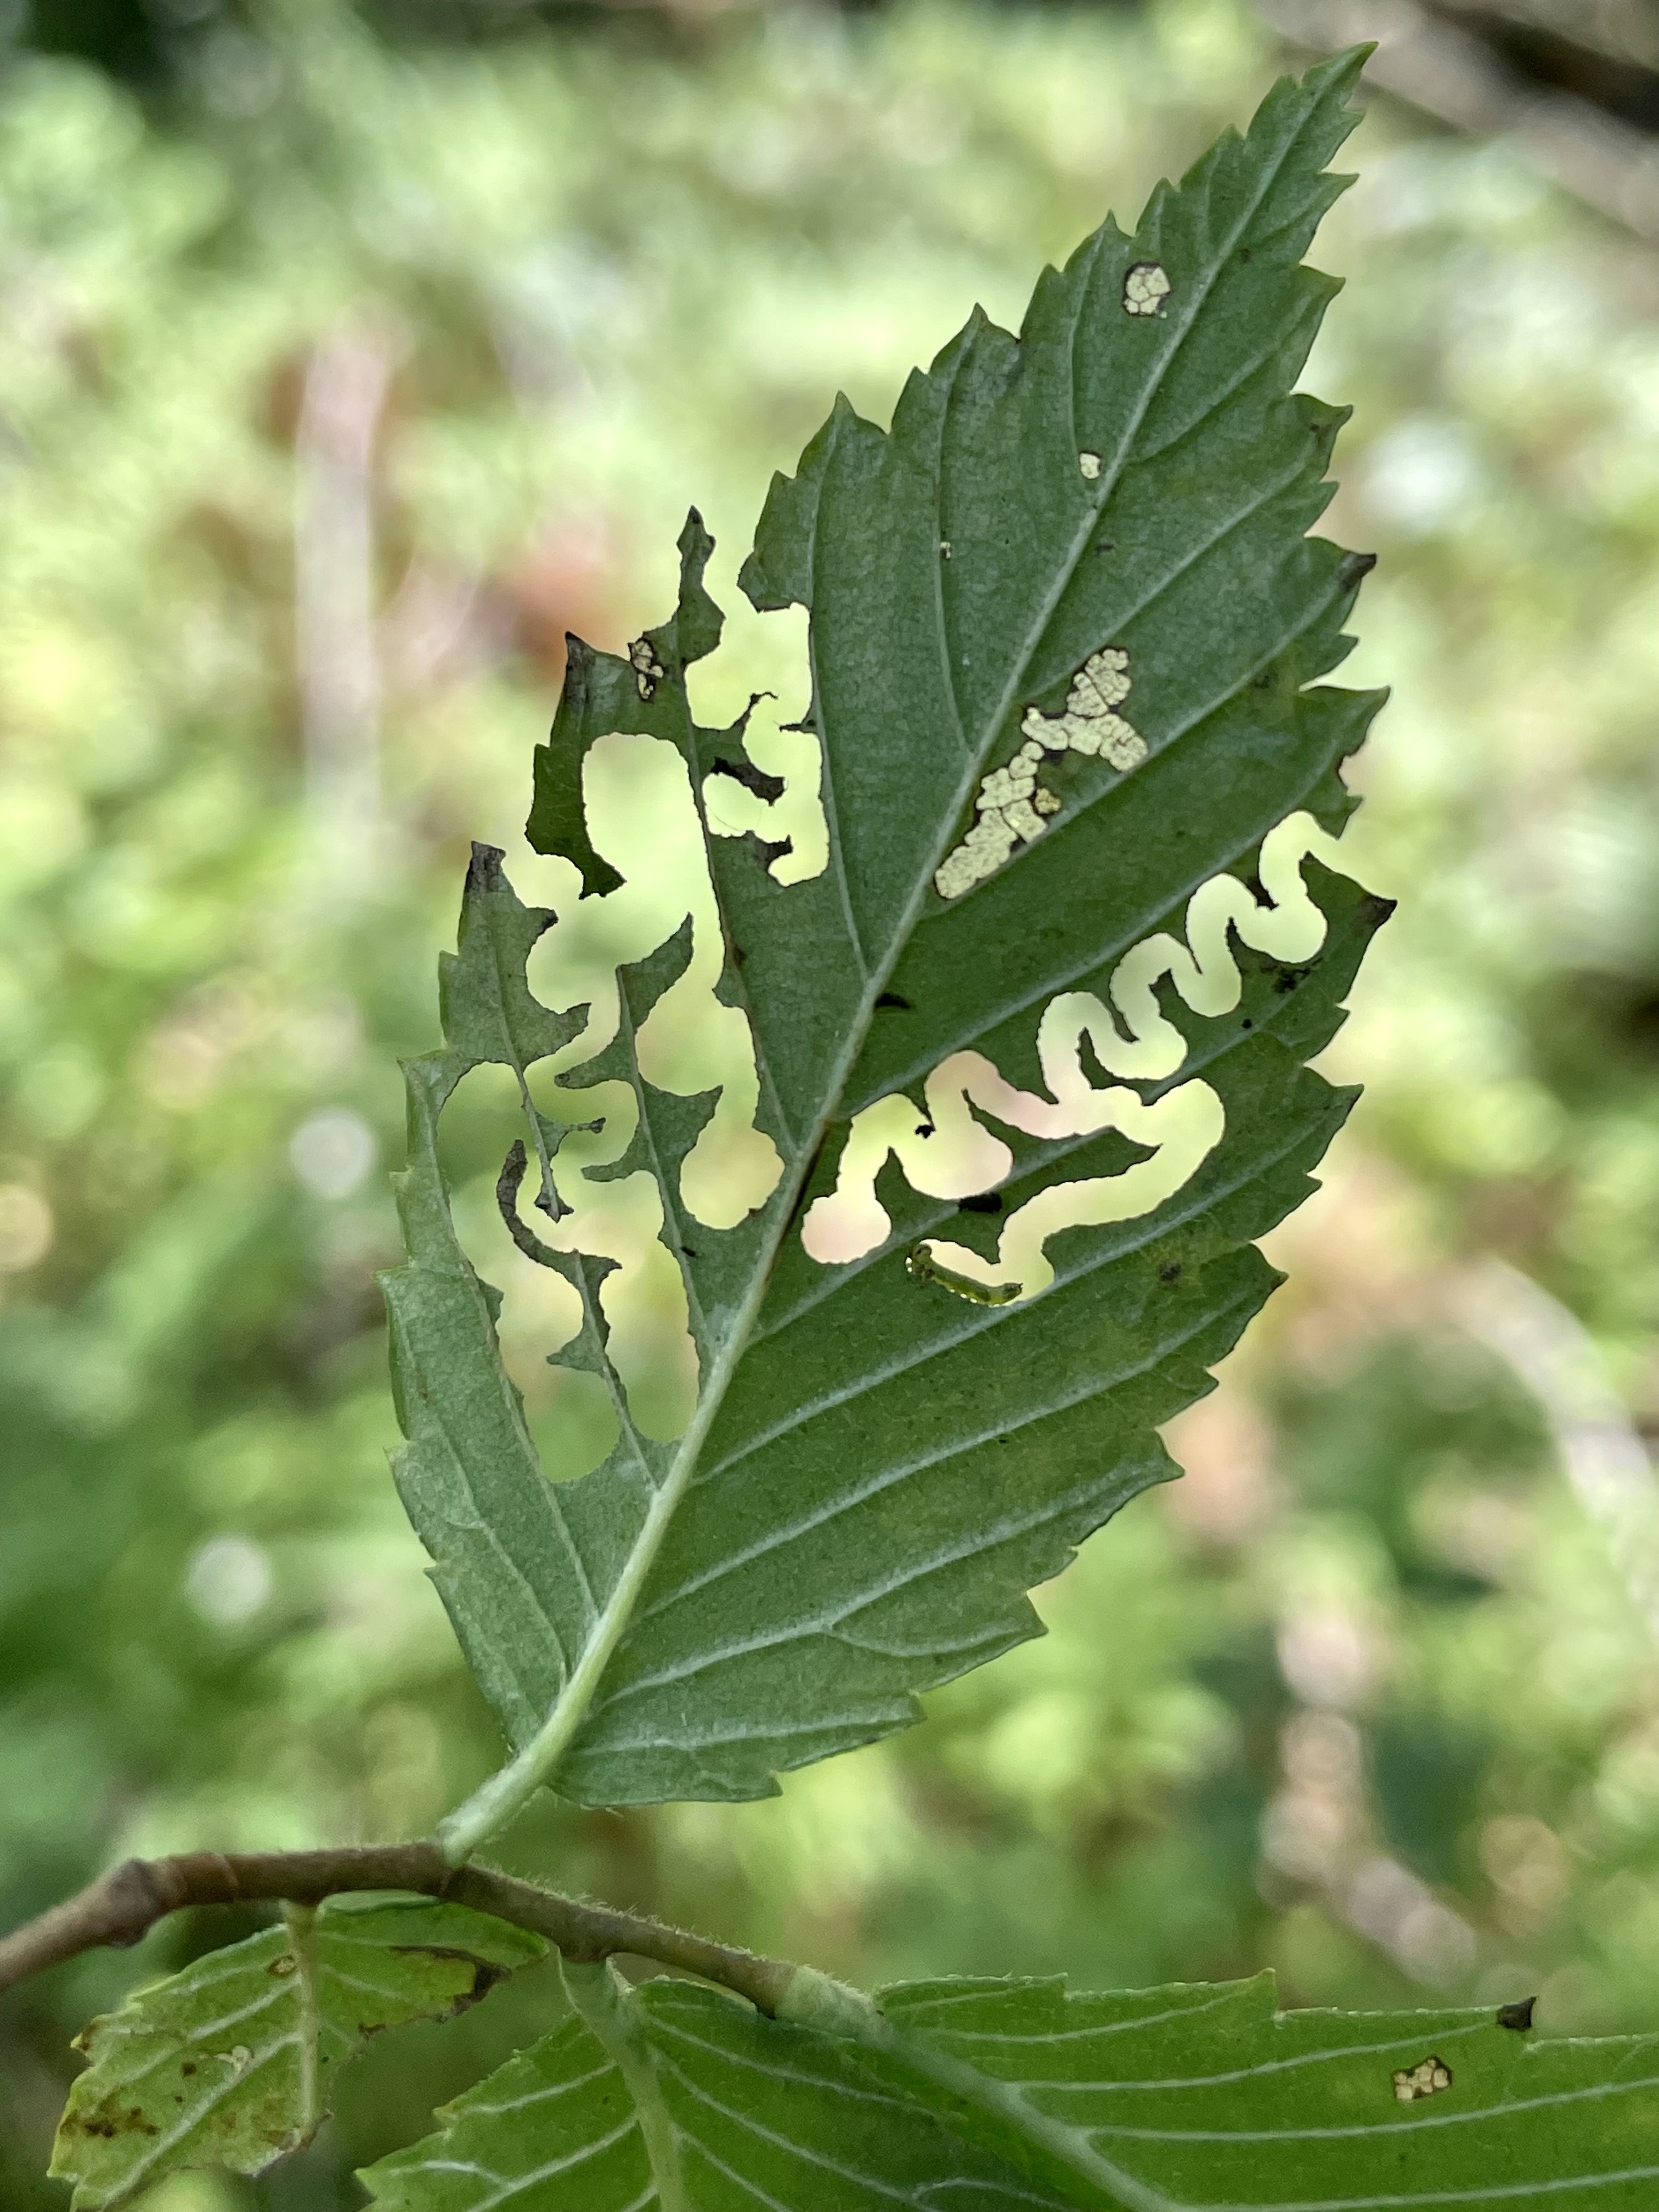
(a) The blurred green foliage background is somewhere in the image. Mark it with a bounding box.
[6,0,1659,2203]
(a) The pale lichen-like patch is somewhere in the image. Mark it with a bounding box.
[1020,645,1146,769]
[810,812,1355,1300]
[1123,261,1171,317]
[1392,2057,1453,2104]
[628,636,666,700]
[933,645,1145,901]
[1078,450,1102,480]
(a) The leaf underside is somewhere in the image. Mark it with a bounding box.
[363,1966,1074,2212]
[49,1897,543,2210]
[363,1967,1659,2212]
[382,49,1389,1813]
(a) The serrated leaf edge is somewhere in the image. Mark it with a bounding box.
[437,47,1370,1859]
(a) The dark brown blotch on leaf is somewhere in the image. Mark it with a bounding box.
[65,2103,160,2141]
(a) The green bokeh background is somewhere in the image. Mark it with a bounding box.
[6,1,1659,2203]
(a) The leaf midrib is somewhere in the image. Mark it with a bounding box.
[567,1099,1321,1756]
[584,1265,1256,1707]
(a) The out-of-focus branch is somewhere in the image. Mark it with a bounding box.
[294,326,396,867]
[0,1842,797,2018]
[1258,0,1659,241]
[1455,1258,1659,1646]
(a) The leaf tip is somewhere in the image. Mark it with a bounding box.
[1336,549,1378,591]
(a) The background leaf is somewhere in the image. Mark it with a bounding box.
[49,1897,543,2209]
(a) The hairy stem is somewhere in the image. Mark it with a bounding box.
[0,1842,796,2017]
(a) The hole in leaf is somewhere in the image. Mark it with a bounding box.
[525,731,785,1232]
[807,814,1361,1300]
[688,597,827,886]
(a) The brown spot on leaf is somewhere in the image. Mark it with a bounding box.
[1497,1996,1537,2032]
[70,2103,160,2140]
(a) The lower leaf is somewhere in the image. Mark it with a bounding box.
[798,1967,1659,2210]
[50,1894,544,2210]
[361,1961,1070,2210]
[364,1962,1659,2212]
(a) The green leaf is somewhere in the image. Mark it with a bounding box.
[365,1965,1659,2212]
[391,50,1391,1844]
[49,1895,544,2209]
[381,839,644,1753]
[360,1962,1071,2211]
[359,1986,662,2212]
[791,1969,1659,2211]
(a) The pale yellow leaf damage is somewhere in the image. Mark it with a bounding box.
[807,813,1356,1301]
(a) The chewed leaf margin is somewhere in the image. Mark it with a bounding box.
[379,48,1395,1841]
[50,1895,544,2210]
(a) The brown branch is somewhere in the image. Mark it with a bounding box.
[0,1841,797,2017]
